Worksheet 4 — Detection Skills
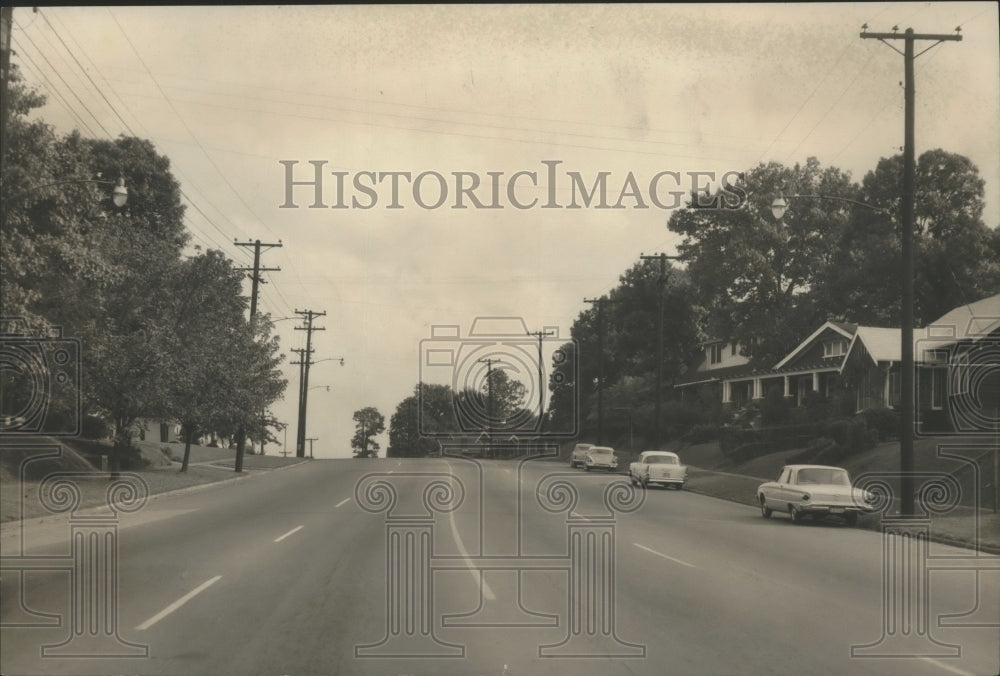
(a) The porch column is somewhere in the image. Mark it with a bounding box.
[884,368,891,407]
[752,378,763,400]
[812,372,820,392]
[722,381,731,404]
[783,375,790,397]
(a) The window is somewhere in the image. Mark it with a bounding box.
[709,343,723,364]
[824,340,847,357]
[731,343,737,356]
[930,368,945,410]
[889,371,901,407]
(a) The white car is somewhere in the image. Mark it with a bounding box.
[757,464,875,526]
[569,443,594,468]
[582,446,618,471]
[629,450,687,489]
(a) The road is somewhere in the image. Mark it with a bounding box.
[2,456,998,676]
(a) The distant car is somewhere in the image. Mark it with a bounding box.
[569,443,594,468]
[629,450,687,489]
[582,446,618,472]
[757,464,875,526]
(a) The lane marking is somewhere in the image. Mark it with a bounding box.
[274,525,304,542]
[920,657,975,676]
[444,459,495,601]
[335,497,351,508]
[633,543,696,569]
[136,575,222,630]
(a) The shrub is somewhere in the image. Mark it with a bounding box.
[859,407,899,441]
[760,388,791,426]
[684,424,719,443]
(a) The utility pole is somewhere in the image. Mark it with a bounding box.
[527,328,555,432]
[234,239,282,321]
[640,253,681,448]
[306,437,317,459]
[861,25,962,518]
[478,357,502,458]
[293,309,326,458]
[583,297,614,446]
[1,7,13,187]
[234,239,281,458]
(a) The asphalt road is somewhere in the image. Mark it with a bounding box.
[2,456,998,676]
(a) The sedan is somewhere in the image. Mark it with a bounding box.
[757,464,875,526]
[582,446,618,471]
[629,450,687,489]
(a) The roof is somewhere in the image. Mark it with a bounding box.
[674,362,759,387]
[925,293,1000,346]
[773,321,857,370]
[847,326,902,366]
[640,450,679,457]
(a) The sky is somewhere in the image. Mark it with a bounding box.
[11,3,1000,458]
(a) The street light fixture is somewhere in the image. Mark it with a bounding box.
[27,176,128,207]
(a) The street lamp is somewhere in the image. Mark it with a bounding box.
[770,191,885,220]
[27,176,128,207]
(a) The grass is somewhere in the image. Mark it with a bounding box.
[0,436,306,523]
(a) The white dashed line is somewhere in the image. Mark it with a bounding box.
[633,543,696,569]
[136,575,222,630]
[274,525,304,542]
[335,497,351,508]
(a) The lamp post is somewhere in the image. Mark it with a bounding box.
[294,357,343,461]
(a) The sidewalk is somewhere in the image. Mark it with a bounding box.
[684,466,1000,555]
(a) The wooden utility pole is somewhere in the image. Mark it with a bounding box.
[861,25,962,517]
[527,328,555,432]
[293,309,325,458]
[583,297,614,445]
[640,253,681,447]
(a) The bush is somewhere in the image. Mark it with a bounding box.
[859,407,899,441]
[81,415,112,440]
[760,388,791,426]
[684,424,719,443]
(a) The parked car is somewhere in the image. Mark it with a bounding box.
[582,446,618,471]
[629,450,687,489]
[569,443,594,468]
[757,464,875,526]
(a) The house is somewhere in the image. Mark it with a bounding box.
[673,292,1000,435]
[673,338,757,406]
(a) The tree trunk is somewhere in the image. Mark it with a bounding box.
[234,428,246,473]
[181,423,194,472]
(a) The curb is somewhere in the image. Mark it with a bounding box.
[682,466,1000,556]
[0,458,309,537]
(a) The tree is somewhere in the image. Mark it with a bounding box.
[814,149,1000,327]
[387,383,456,458]
[351,407,385,458]
[668,158,857,366]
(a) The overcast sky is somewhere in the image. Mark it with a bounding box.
[13,3,999,458]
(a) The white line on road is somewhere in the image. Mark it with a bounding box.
[920,657,975,676]
[274,525,304,542]
[444,460,496,601]
[335,497,351,508]
[136,575,222,630]
[633,543,696,569]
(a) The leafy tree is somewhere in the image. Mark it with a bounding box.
[351,406,385,458]
[814,149,1000,326]
[387,383,456,457]
[668,158,856,366]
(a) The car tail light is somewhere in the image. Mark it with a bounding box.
[802,493,810,501]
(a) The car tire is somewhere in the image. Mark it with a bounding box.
[789,505,801,524]
[760,497,772,518]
